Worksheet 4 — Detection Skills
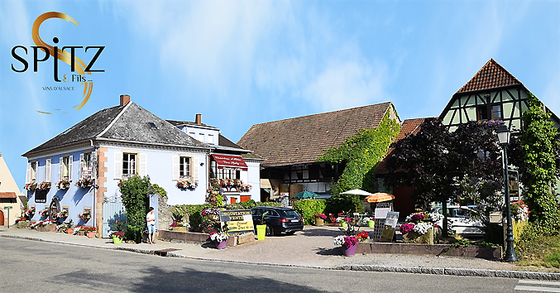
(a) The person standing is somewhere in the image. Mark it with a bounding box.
[146,207,156,244]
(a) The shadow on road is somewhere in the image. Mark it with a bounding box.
[300,227,341,237]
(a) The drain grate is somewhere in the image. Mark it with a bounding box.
[154,248,182,256]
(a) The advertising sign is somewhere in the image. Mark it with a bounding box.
[219,210,254,237]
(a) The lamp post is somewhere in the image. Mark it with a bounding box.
[496,124,517,262]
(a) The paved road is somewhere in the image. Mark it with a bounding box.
[1,237,543,293]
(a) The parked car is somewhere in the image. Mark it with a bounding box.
[251,206,304,236]
[431,205,484,235]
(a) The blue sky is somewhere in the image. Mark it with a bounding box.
[1,1,560,188]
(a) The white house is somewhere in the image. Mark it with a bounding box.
[22,95,261,236]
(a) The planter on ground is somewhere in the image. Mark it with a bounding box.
[86,231,95,238]
[215,240,227,249]
[315,218,324,226]
[342,243,357,256]
[66,228,74,234]
[256,224,266,241]
[113,236,123,244]
[403,229,434,244]
[172,227,188,232]
[368,220,375,228]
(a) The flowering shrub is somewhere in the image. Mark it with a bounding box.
[511,200,530,221]
[24,207,35,218]
[333,235,358,248]
[109,231,124,239]
[75,178,94,189]
[315,214,327,220]
[356,231,369,242]
[58,210,68,218]
[360,217,374,225]
[206,184,226,207]
[24,182,37,191]
[209,231,228,242]
[39,209,49,218]
[410,213,425,223]
[38,181,51,190]
[399,223,415,234]
[176,178,198,189]
[413,222,433,235]
[57,179,71,190]
[239,184,252,192]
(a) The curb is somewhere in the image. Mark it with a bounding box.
[3,233,560,280]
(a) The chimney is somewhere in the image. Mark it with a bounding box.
[120,95,130,106]
[195,113,202,125]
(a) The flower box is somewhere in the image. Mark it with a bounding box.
[315,218,324,226]
[66,228,74,234]
[85,231,95,238]
[172,227,188,232]
[403,229,434,244]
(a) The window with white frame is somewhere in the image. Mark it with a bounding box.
[80,152,93,179]
[123,152,136,177]
[179,156,191,179]
[45,158,52,182]
[27,161,38,183]
[59,155,73,181]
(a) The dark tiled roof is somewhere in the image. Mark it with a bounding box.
[237,102,394,166]
[219,134,242,149]
[24,102,207,156]
[376,118,431,174]
[0,192,17,199]
[456,59,522,94]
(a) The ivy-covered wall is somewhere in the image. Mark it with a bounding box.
[317,111,401,212]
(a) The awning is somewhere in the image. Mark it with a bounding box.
[212,154,248,171]
[0,192,17,199]
[260,179,272,189]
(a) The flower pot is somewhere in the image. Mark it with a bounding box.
[45,224,56,232]
[256,224,266,241]
[86,231,95,238]
[315,218,324,226]
[113,236,123,244]
[368,220,375,228]
[342,243,357,256]
[66,228,74,234]
[216,240,227,249]
[173,226,188,232]
[341,221,347,228]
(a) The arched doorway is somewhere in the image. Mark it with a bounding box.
[0,210,4,226]
[49,196,61,222]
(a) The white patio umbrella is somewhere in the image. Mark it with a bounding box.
[340,189,374,196]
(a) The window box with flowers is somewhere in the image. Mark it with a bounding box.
[79,226,96,238]
[78,211,91,222]
[239,184,252,192]
[399,211,442,244]
[24,207,35,219]
[57,210,68,219]
[56,179,71,190]
[176,178,198,190]
[38,181,51,190]
[75,178,94,189]
[169,222,190,232]
[39,209,49,218]
[24,182,37,191]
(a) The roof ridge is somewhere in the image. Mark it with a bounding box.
[96,102,132,138]
[456,59,522,94]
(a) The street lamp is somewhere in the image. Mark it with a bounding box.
[496,124,517,262]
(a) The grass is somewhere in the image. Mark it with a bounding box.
[515,224,560,268]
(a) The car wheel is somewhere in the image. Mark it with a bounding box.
[266,225,274,236]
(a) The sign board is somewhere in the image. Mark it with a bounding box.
[380,226,395,242]
[4,206,12,210]
[384,211,399,228]
[509,170,519,199]
[374,208,391,219]
[219,210,254,237]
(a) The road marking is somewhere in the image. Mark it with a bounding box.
[516,280,560,292]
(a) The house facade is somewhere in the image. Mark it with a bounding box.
[23,95,260,236]
[0,153,25,226]
[237,102,400,202]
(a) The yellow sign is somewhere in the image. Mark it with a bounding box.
[220,210,254,237]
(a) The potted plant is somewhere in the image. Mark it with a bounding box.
[176,178,198,190]
[81,226,96,238]
[38,181,51,190]
[75,177,95,189]
[169,222,190,232]
[24,182,37,191]
[39,209,49,218]
[109,230,124,244]
[255,211,267,241]
[58,218,74,234]
[333,235,359,256]
[58,210,69,219]
[314,214,327,226]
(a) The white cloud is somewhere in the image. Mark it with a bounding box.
[303,59,388,112]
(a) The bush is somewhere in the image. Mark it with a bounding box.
[293,199,327,225]
[119,175,152,243]
[516,222,560,268]
[325,194,361,219]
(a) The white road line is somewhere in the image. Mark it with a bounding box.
[519,281,560,287]
[515,285,560,292]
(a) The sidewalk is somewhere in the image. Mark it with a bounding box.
[1,225,559,280]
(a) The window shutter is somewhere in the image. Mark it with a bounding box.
[45,158,52,182]
[79,153,84,179]
[172,156,179,181]
[139,153,147,177]
[92,151,97,178]
[26,162,31,184]
[68,155,73,181]
[59,157,63,181]
[193,157,199,181]
[114,152,122,179]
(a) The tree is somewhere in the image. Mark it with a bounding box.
[119,175,155,243]
[385,119,503,235]
[519,93,560,233]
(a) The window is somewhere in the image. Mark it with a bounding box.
[59,155,73,181]
[179,156,191,179]
[492,105,502,120]
[27,161,38,183]
[476,106,488,121]
[45,158,52,182]
[209,160,240,180]
[208,134,214,144]
[80,152,93,179]
[123,153,136,177]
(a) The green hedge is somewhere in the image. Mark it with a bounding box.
[293,199,327,225]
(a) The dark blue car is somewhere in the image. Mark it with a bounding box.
[251,206,304,236]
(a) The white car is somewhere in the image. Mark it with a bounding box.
[431,205,484,235]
